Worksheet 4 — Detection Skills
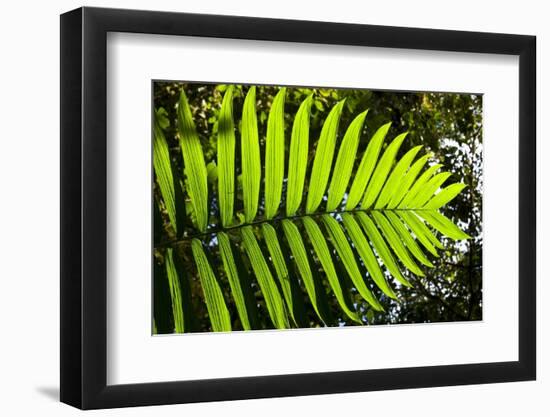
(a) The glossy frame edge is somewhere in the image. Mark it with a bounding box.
[60,6,536,410]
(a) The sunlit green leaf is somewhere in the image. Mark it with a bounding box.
[261,223,300,325]
[153,110,177,231]
[217,86,235,227]
[346,122,391,210]
[177,91,209,232]
[241,87,261,222]
[164,248,185,333]
[286,94,313,216]
[241,226,289,329]
[322,215,384,311]
[385,211,433,267]
[341,213,396,299]
[302,217,361,323]
[409,172,452,208]
[387,154,431,209]
[362,132,408,209]
[424,183,467,209]
[218,232,254,330]
[156,85,473,332]
[375,145,422,209]
[356,212,411,287]
[264,88,286,219]
[191,239,231,332]
[371,211,424,276]
[397,210,441,256]
[418,210,471,240]
[282,220,331,323]
[306,99,346,214]
[326,110,368,211]
[398,163,441,208]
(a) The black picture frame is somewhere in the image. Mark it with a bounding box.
[60,6,536,410]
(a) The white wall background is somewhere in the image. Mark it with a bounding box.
[0,0,545,415]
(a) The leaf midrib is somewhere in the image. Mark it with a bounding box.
[155,206,440,248]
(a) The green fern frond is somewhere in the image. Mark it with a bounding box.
[153,85,470,333]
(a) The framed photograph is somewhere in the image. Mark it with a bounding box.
[60,6,536,409]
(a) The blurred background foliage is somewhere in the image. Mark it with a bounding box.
[153,81,482,333]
